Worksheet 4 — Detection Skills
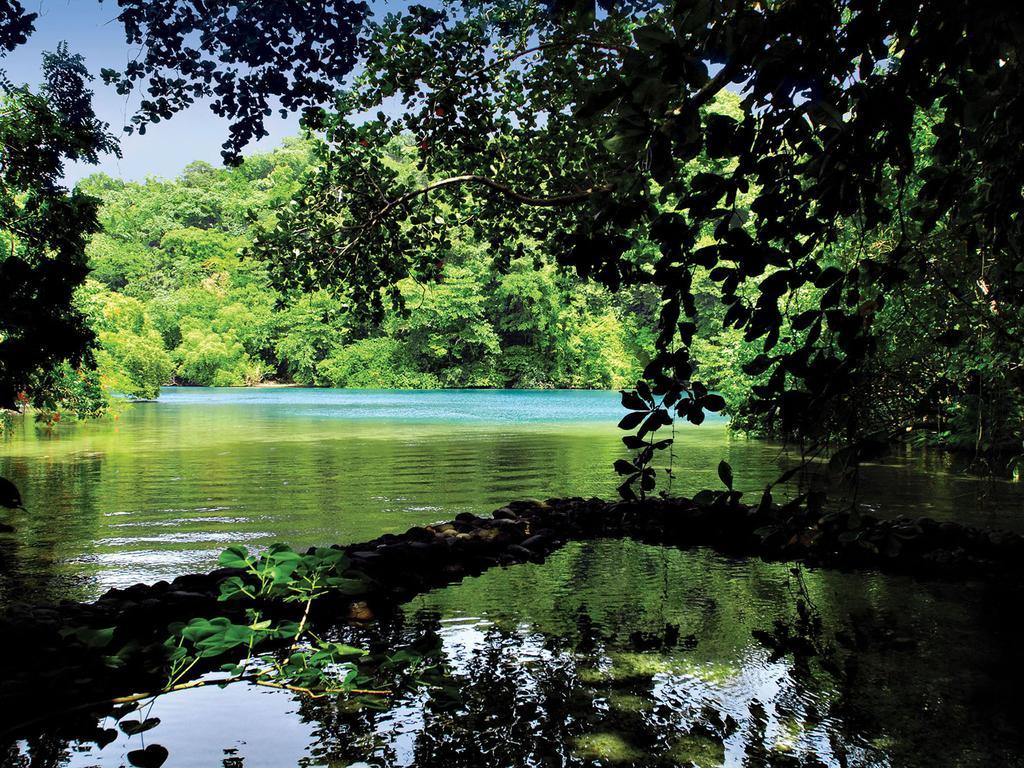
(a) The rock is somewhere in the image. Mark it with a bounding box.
[492,507,517,520]
[405,541,442,562]
[490,518,527,534]
[348,550,382,566]
[474,528,501,542]
[347,601,374,621]
[508,498,548,512]
[171,573,214,592]
[520,534,552,552]
[165,590,209,604]
[405,526,435,542]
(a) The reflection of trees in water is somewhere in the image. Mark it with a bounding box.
[0,454,106,606]
[296,610,885,768]
[5,542,1023,767]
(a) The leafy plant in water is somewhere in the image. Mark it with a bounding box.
[153,543,379,699]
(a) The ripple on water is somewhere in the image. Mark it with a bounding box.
[7,540,1024,767]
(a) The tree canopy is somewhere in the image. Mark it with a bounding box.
[255,0,1024,496]
[3,1,1024,500]
[73,138,647,400]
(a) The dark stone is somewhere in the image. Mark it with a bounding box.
[405,526,435,542]
[171,573,214,592]
[520,534,551,552]
[166,590,210,604]
[490,518,526,533]
[348,550,382,565]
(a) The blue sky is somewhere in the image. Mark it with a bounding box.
[1,0,306,185]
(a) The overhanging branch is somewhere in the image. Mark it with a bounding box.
[334,174,608,260]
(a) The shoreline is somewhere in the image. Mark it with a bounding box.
[2,495,1021,737]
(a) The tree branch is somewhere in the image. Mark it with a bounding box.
[670,59,742,117]
[335,174,608,261]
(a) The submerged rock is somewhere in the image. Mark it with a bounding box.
[572,732,646,763]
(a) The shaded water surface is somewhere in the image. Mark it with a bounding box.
[1,390,1022,767]
[1,388,1022,603]
[6,540,1020,767]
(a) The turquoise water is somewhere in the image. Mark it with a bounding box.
[143,387,637,422]
[0,387,1021,603]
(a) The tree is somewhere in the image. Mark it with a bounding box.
[0,44,117,410]
[253,0,1024,497]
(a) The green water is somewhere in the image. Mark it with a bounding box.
[2,389,1022,767]
[1,387,1022,603]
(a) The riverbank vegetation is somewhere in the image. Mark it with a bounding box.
[75,138,652,398]
[2,2,1020,481]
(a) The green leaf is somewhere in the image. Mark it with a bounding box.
[127,744,169,768]
[620,390,649,410]
[703,394,727,412]
[742,355,772,375]
[61,626,116,649]
[614,458,638,475]
[718,460,733,490]
[218,545,250,569]
[218,575,251,601]
[693,490,717,507]
[120,718,161,736]
[321,642,367,659]
[813,266,844,288]
[617,411,646,430]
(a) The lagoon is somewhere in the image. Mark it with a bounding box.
[1,387,1022,603]
[3,388,1024,767]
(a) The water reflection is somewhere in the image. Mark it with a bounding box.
[6,541,1021,767]
[2,389,1023,603]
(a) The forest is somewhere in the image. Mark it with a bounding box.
[22,105,1024,469]
[2,1,1024,766]
[74,137,651,398]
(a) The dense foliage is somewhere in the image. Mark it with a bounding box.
[255,0,1024,494]
[0,44,116,417]
[78,138,650,396]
